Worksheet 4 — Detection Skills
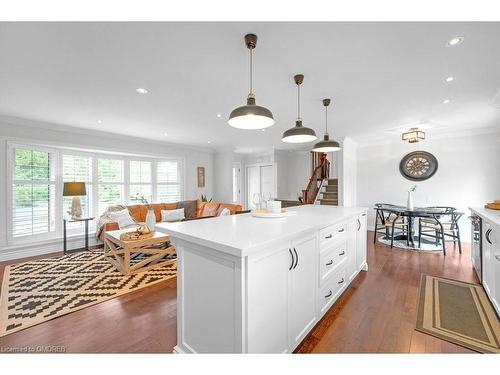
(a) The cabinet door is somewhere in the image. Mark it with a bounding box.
[490,225,500,314]
[356,213,368,271]
[482,221,493,298]
[347,218,358,282]
[289,235,318,348]
[247,246,291,353]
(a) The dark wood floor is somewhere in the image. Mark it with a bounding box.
[0,232,478,353]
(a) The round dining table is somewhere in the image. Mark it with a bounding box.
[374,204,451,248]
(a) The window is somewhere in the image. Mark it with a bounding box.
[157,160,182,203]
[62,154,92,230]
[129,160,152,203]
[11,148,56,238]
[97,158,124,214]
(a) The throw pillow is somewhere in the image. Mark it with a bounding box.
[109,209,136,229]
[202,202,220,217]
[161,208,185,222]
[218,208,231,216]
[176,200,197,219]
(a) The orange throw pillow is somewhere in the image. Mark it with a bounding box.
[201,202,220,217]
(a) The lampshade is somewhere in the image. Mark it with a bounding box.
[228,34,274,130]
[282,120,317,143]
[282,74,317,143]
[228,97,275,130]
[312,133,341,152]
[63,182,86,196]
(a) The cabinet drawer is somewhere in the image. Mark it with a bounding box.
[320,241,347,283]
[319,266,347,314]
[319,223,347,249]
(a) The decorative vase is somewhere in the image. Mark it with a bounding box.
[407,191,414,211]
[146,209,156,232]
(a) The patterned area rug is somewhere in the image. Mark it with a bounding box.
[0,251,176,337]
[377,235,443,252]
[416,274,500,353]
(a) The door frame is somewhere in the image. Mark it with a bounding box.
[232,162,242,205]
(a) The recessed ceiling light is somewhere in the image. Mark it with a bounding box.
[163,132,168,136]
[442,99,450,104]
[216,113,222,118]
[261,129,265,132]
[207,140,211,144]
[97,120,103,124]
[445,76,455,82]
[136,88,148,94]
[447,36,464,46]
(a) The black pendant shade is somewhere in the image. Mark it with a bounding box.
[312,99,341,152]
[228,34,275,130]
[282,74,317,143]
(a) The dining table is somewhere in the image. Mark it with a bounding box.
[374,204,451,248]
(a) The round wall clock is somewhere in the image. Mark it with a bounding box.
[399,151,438,181]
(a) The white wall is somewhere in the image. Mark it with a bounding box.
[213,151,235,204]
[356,132,500,242]
[274,150,311,201]
[0,115,214,260]
[338,137,358,207]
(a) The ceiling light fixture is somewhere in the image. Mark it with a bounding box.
[402,127,425,143]
[282,74,317,144]
[228,34,274,130]
[312,99,341,153]
[216,113,222,118]
[447,36,464,46]
[443,99,450,104]
[445,76,455,82]
[136,88,148,94]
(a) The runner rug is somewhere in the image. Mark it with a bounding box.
[416,274,500,353]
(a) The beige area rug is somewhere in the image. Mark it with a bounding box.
[416,274,500,353]
[0,251,176,337]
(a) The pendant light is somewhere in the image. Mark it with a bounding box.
[312,99,341,152]
[281,74,317,143]
[228,34,275,130]
[402,127,425,143]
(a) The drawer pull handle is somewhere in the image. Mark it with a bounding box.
[338,278,345,284]
[325,234,333,239]
[362,214,366,217]
[495,255,500,262]
[326,260,333,266]
[338,228,345,233]
[339,251,346,256]
[325,290,332,298]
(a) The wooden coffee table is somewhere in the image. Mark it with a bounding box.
[104,229,176,275]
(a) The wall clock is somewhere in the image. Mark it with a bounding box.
[399,151,438,181]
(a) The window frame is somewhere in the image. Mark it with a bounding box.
[6,141,186,245]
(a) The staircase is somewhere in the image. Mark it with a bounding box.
[318,178,338,206]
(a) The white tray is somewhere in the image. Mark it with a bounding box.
[251,210,294,218]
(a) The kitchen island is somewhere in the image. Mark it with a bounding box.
[156,204,368,353]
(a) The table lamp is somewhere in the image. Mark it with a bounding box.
[63,182,86,219]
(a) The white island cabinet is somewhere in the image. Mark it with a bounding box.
[156,205,368,353]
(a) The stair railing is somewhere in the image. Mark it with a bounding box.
[300,153,330,204]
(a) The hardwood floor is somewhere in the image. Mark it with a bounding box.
[0,232,478,353]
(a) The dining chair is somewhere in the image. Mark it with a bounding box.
[373,204,408,248]
[418,210,463,255]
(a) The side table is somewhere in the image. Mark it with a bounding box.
[63,217,95,255]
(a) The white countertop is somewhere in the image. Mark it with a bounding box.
[156,205,367,257]
[470,206,500,227]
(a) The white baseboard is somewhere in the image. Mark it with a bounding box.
[0,235,102,262]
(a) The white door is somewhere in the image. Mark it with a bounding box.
[260,165,274,200]
[288,235,318,348]
[482,221,493,298]
[232,163,241,204]
[356,213,367,271]
[247,246,291,353]
[247,166,260,209]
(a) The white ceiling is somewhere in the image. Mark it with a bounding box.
[1,22,499,153]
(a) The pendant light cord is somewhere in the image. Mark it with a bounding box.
[249,48,253,95]
[297,83,301,120]
[325,105,328,133]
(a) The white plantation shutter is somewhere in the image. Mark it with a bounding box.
[129,160,152,203]
[62,154,92,229]
[12,148,56,238]
[157,160,182,203]
[97,158,124,215]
